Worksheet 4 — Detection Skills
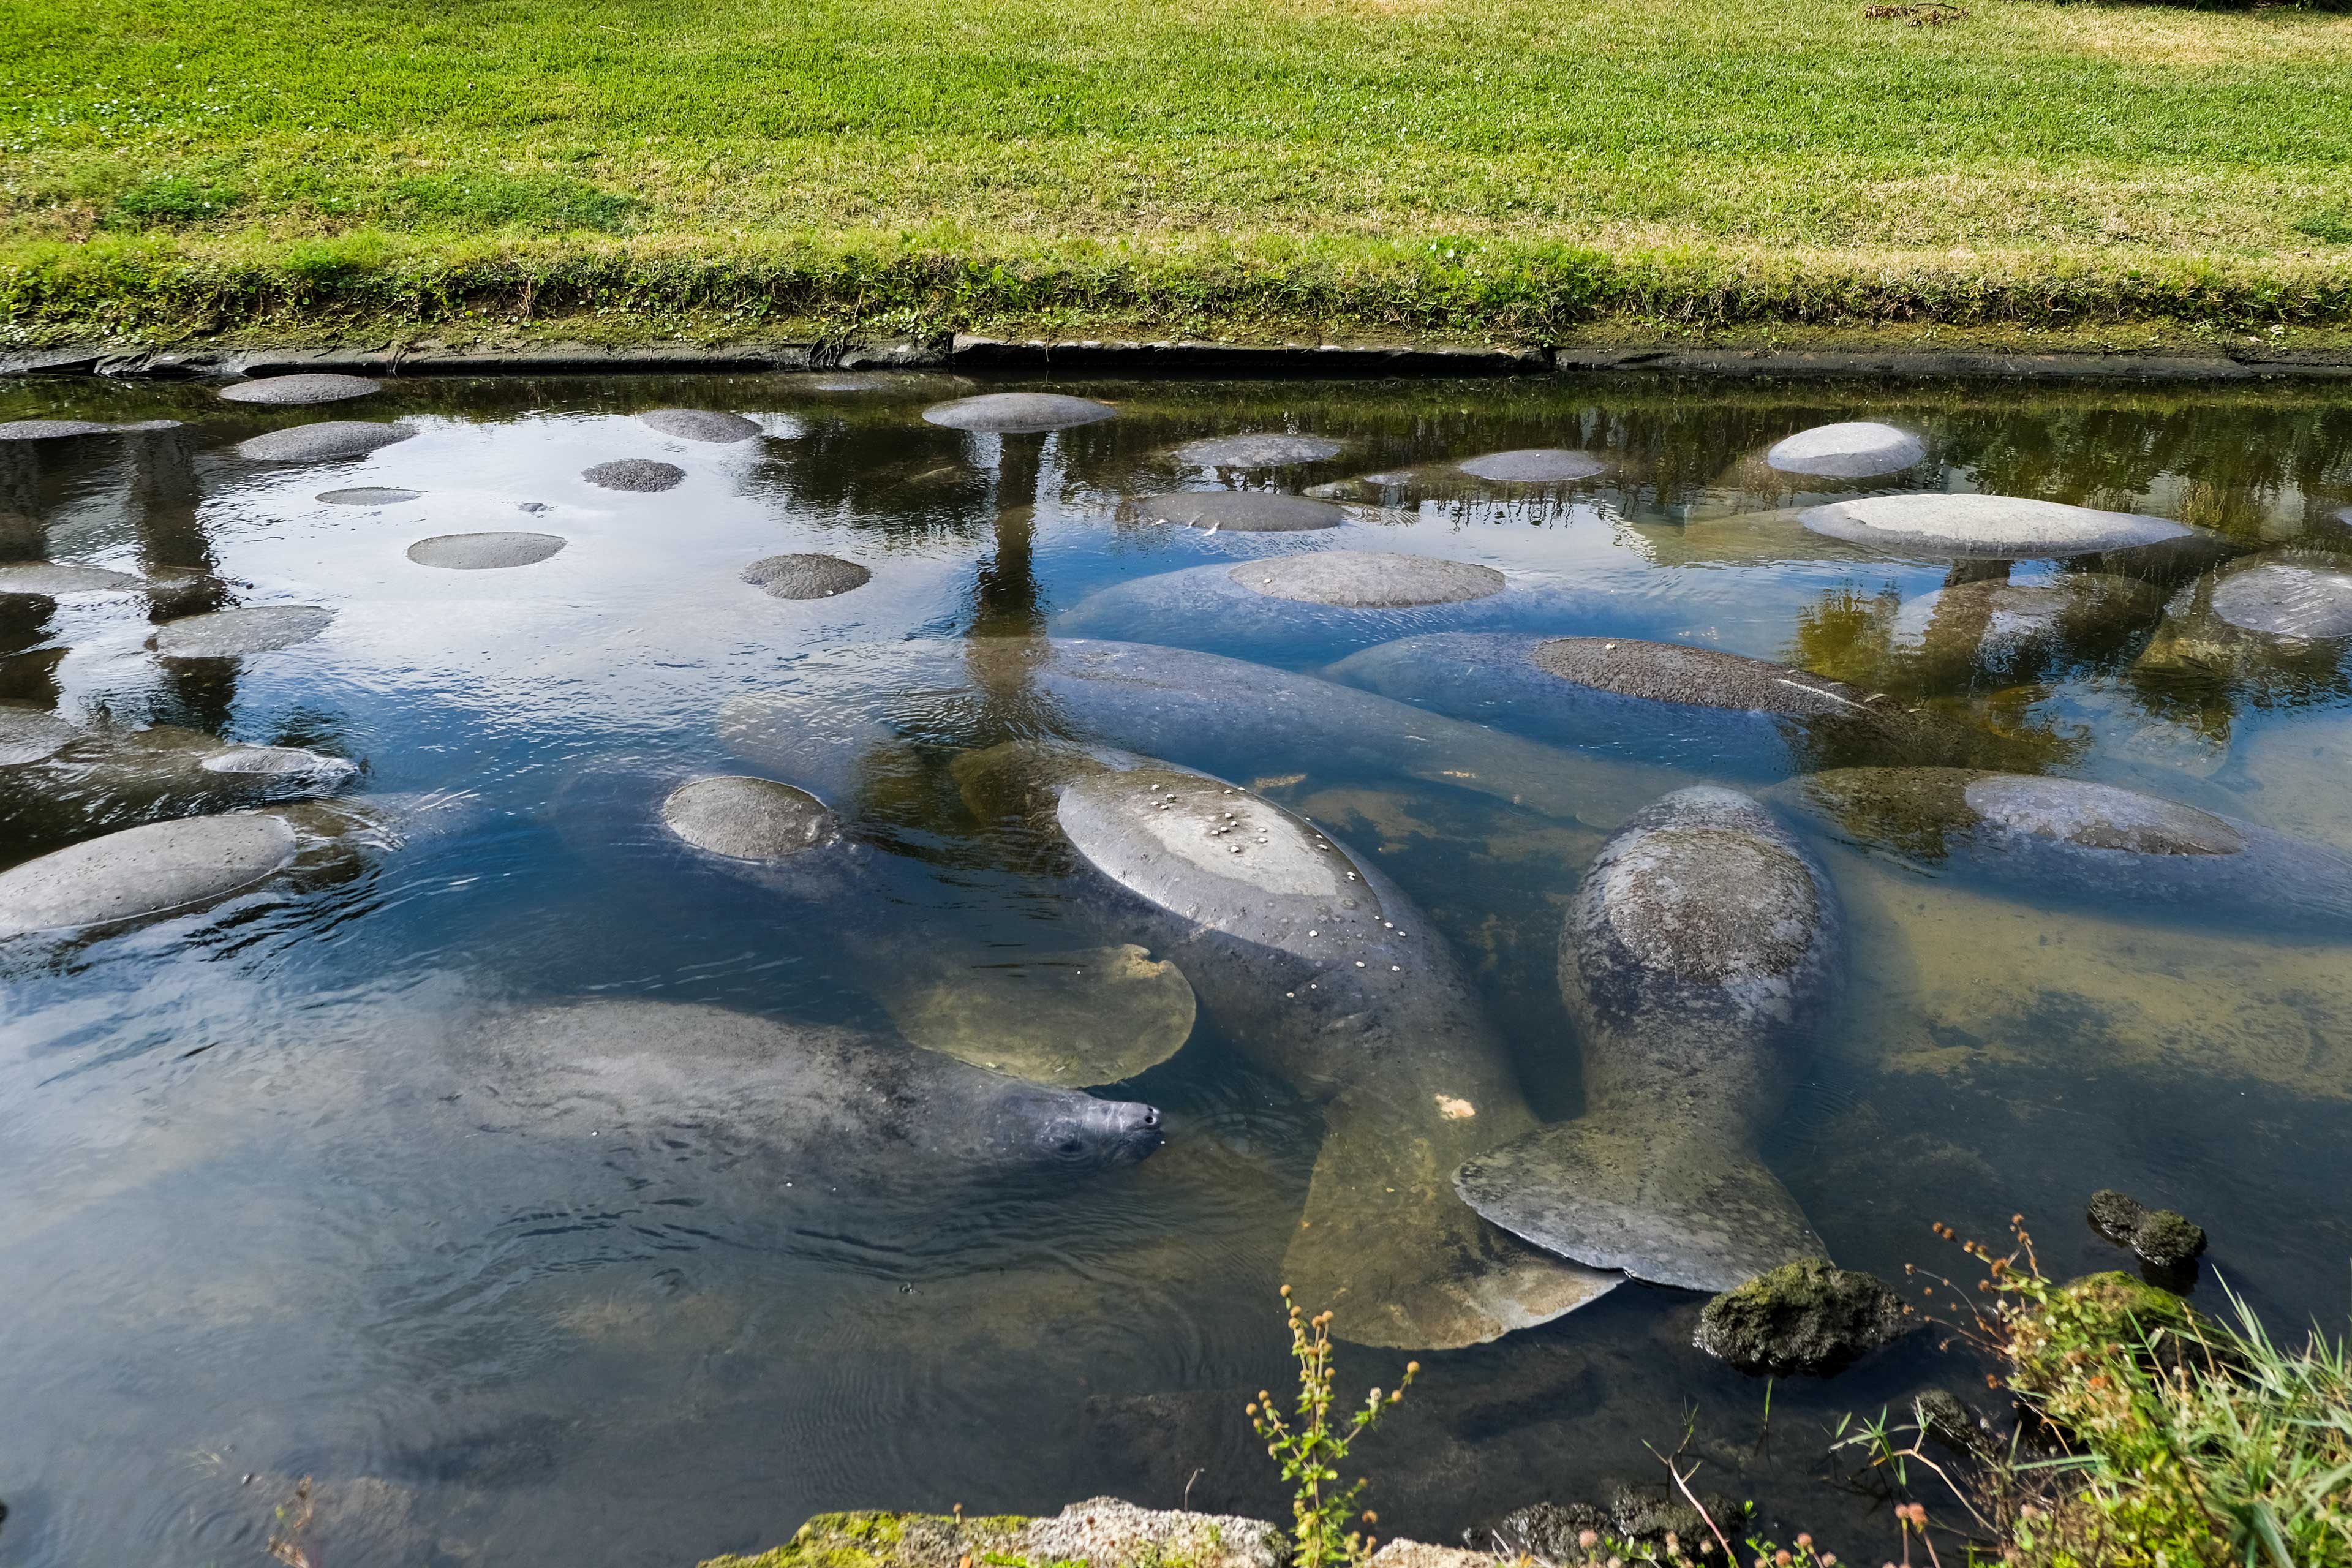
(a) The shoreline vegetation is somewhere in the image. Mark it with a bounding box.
[692,1227,2352,1568]
[7,0,2352,350]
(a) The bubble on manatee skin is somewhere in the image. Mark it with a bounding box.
[582,458,686,492]
[405,532,568,570]
[217,373,383,407]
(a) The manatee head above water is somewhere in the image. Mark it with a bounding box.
[1773,767,2352,932]
[1326,631,2011,777]
[1457,786,1840,1293]
[956,739,1618,1349]
[466,1000,1163,1187]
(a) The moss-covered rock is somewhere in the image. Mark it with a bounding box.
[2085,1190,2209,1272]
[2008,1271,2208,1406]
[699,1499,1283,1568]
[1691,1257,1913,1376]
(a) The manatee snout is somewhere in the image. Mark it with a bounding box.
[1007,1090,1165,1171]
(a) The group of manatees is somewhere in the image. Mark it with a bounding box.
[9,388,2352,1355]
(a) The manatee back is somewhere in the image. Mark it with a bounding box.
[1566,788,1841,1132]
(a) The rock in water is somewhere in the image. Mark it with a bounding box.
[149,605,334,658]
[639,408,763,443]
[466,1000,1163,1188]
[2208,559,2352,639]
[0,812,299,938]
[1800,493,2205,559]
[217,373,382,405]
[1692,1257,1912,1374]
[1775,767,2352,933]
[1325,632,1992,777]
[1457,787,1839,1293]
[957,741,1618,1348]
[1174,433,1343,467]
[0,704,77,766]
[582,458,685,492]
[922,393,1118,433]
[1765,422,1925,479]
[661,775,843,861]
[2087,1189,2209,1271]
[882,942,1197,1088]
[318,486,422,506]
[741,553,872,600]
[235,422,417,462]
[1127,491,1345,533]
[1454,448,1605,483]
[0,562,141,595]
[405,532,567,570]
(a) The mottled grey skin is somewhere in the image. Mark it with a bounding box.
[1455,449,1605,483]
[1775,767,2352,932]
[1174,434,1342,468]
[1764,422,1923,480]
[2133,551,2352,699]
[583,458,685,492]
[466,1001,1163,1190]
[318,486,422,506]
[217,373,382,406]
[1457,787,1839,1293]
[716,638,1679,833]
[1801,493,2210,561]
[149,605,334,658]
[0,812,299,940]
[0,723,355,851]
[958,740,1617,1349]
[662,775,846,862]
[1126,491,1345,533]
[922,393,1118,434]
[235,422,417,462]
[406,532,567,570]
[1327,632,1997,778]
[742,553,872,600]
[639,408,762,443]
[0,562,142,594]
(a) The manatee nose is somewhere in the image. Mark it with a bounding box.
[1138,1107,1161,1131]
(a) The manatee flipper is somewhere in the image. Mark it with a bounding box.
[1456,1120,1825,1295]
[1286,1091,1619,1349]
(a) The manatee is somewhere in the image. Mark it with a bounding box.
[1455,449,1605,483]
[2209,558,2352,639]
[0,812,300,939]
[1800,493,2208,560]
[924,392,1118,433]
[1127,491,1344,533]
[0,703,78,766]
[0,724,356,849]
[1774,767,2352,932]
[1325,632,2003,777]
[662,775,843,861]
[720,638,1681,832]
[582,458,685,492]
[1174,434,1343,468]
[0,420,120,441]
[2131,552,2352,706]
[881,942,1197,1088]
[742,552,872,600]
[149,605,334,658]
[217,372,382,405]
[0,562,141,595]
[1456,787,1839,1292]
[466,1000,1164,1188]
[406,532,567,570]
[318,486,423,506]
[956,740,1618,1348]
[1765,422,1924,479]
[639,408,763,443]
[235,422,418,462]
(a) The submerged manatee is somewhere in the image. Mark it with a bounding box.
[1326,632,2004,777]
[2133,552,2352,707]
[1765,423,1923,480]
[0,723,356,848]
[721,638,1683,831]
[1457,788,1839,1292]
[1774,767,2352,932]
[1882,572,2166,693]
[923,393,1117,433]
[467,1000,1163,1188]
[0,812,299,940]
[1801,494,2215,565]
[958,741,1618,1348]
[1126,492,1345,533]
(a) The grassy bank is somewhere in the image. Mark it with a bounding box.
[5,0,2352,345]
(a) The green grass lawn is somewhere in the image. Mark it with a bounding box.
[4,0,2351,343]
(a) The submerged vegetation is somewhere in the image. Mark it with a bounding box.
[5,0,2352,342]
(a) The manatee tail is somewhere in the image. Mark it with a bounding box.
[1281,1094,1619,1351]
[1455,1120,1825,1294]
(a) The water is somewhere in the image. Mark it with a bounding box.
[2,371,2350,1566]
